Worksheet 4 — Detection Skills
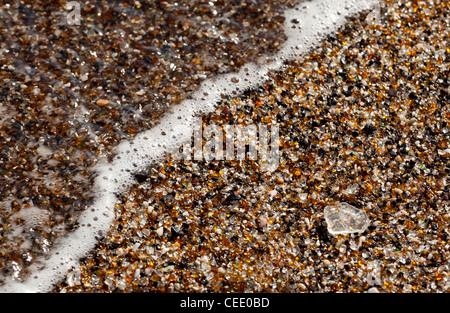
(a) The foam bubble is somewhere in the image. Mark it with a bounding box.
[0,0,379,293]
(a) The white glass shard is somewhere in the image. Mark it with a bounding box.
[324,202,370,235]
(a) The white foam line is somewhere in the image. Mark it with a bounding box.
[0,0,378,292]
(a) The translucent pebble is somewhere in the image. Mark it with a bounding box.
[324,202,370,235]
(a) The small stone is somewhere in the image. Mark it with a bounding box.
[344,184,359,195]
[225,193,241,204]
[32,88,41,96]
[298,193,308,202]
[368,287,379,293]
[362,124,377,136]
[393,188,403,195]
[259,217,268,228]
[324,202,370,235]
[269,189,278,198]
[146,205,154,214]
[162,265,174,273]
[387,88,398,97]
[116,279,127,291]
[438,149,450,157]
[96,99,110,106]
[156,227,164,236]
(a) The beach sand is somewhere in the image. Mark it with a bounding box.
[0,0,449,293]
[54,0,449,293]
